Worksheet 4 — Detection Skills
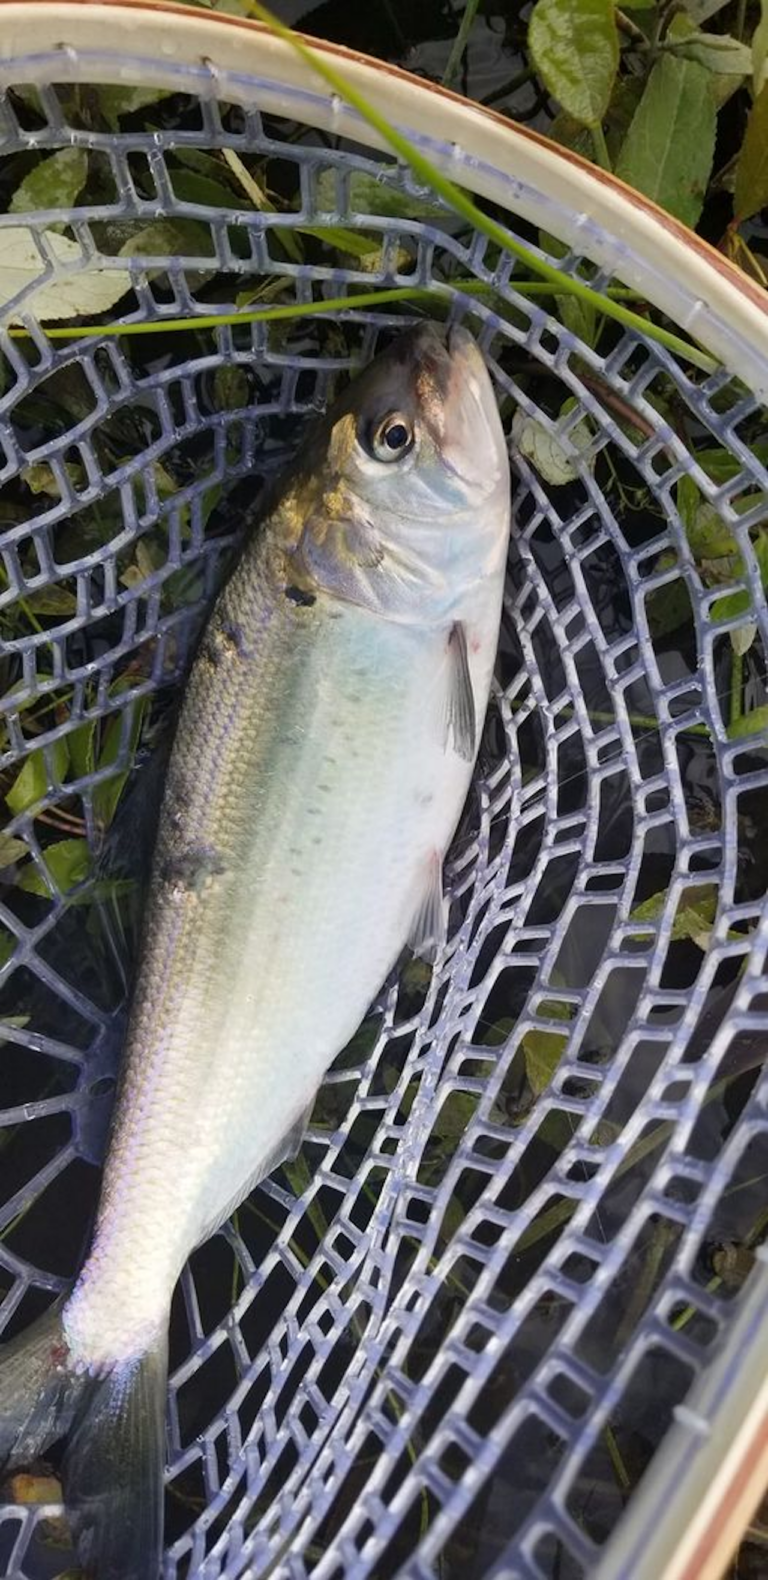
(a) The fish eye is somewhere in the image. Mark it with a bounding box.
[370,412,414,463]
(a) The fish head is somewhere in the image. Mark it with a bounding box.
[289,322,511,623]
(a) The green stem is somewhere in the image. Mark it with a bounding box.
[604,1423,632,1492]
[730,648,743,730]
[2,281,650,342]
[242,2,718,376]
[590,123,612,173]
[442,0,482,89]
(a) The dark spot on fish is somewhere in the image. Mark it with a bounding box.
[162,844,226,894]
[307,806,321,816]
[204,619,249,666]
[221,620,249,658]
[285,584,316,608]
[318,784,331,794]
[312,835,323,846]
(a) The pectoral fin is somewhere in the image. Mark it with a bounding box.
[408,855,447,964]
[445,622,476,762]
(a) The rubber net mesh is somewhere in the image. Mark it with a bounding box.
[0,63,767,1580]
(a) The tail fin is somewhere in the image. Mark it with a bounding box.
[0,1302,168,1580]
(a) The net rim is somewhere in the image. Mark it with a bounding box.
[1,0,768,397]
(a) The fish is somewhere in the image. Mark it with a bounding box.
[0,320,511,1578]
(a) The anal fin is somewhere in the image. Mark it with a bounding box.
[445,622,476,763]
[408,854,447,964]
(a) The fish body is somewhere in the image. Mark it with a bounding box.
[0,323,511,1576]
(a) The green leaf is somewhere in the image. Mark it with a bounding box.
[630,884,719,949]
[68,719,97,780]
[677,473,700,535]
[680,0,731,21]
[314,167,448,223]
[214,364,250,410]
[696,440,768,483]
[711,533,768,626]
[753,0,768,96]
[663,31,752,75]
[92,697,147,829]
[616,56,716,227]
[9,148,88,215]
[522,1028,569,1095]
[512,406,595,484]
[0,226,132,322]
[117,220,215,259]
[17,838,91,896]
[23,584,78,616]
[728,703,768,740]
[168,171,239,210]
[0,835,28,868]
[735,84,768,223]
[5,738,69,816]
[96,85,177,129]
[528,0,619,127]
[687,501,737,559]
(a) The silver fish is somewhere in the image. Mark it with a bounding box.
[0,322,511,1578]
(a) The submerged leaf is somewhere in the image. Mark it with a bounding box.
[9,148,88,215]
[734,84,768,223]
[523,1028,569,1095]
[728,704,768,740]
[92,697,147,829]
[18,838,91,896]
[529,0,619,126]
[5,739,69,816]
[616,56,716,228]
[512,407,594,484]
[315,167,448,223]
[97,84,177,128]
[0,227,132,322]
[0,835,28,868]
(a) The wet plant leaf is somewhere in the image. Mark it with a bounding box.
[97,85,177,128]
[0,835,28,868]
[687,501,737,559]
[92,697,148,830]
[214,364,250,410]
[528,0,619,127]
[512,407,594,484]
[69,719,97,781]
[315,168,448,223]
[6,738,70,816]
[728,703,768,740]
[753,0,768,95]
[734,83,768,223]
[117,220,215,259]
[9,148,88,215]
[616,56,716,227]
[630,884,719,949]
[663,31,752,76]
[522,1028,569,1095]
[18,838,91,896]
[0,227,132,322]
[23,585,78,616]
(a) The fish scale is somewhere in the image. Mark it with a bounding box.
[0,321,511,1579]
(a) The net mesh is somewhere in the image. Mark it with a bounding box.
[0,56,767,1580]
